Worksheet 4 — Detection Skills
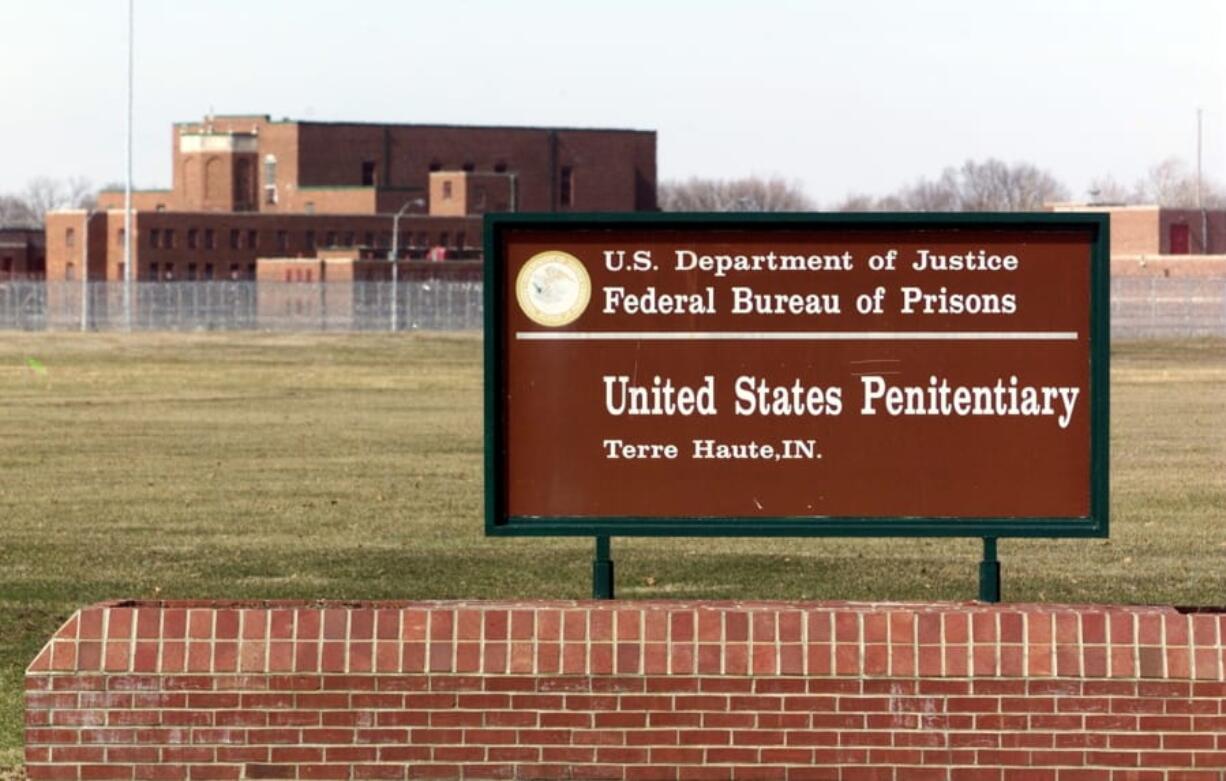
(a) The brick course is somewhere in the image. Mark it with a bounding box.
[25,601,1226,780]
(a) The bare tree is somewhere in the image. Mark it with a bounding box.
[18,176,96,224]
[836,158,1068,212]
[659,176,814,212]
[0,195,37,228]
[1129,157,1226,208]
[1085,175,1133,204]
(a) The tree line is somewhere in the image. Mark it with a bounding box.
[2,157,1221,227]
[0,177,96,228]
[660,157,1225,212]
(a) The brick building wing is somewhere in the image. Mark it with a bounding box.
[47,114,657,282]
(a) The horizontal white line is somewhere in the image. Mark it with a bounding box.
[516,331,1079,341]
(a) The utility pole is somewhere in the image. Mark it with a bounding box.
[1197,108,1208,253]
[123,0,134,330]
[1196,108,1203,209]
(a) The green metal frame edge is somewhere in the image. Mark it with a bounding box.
[483,211,1110,540]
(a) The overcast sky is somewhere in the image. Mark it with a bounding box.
[3,0,1223,205]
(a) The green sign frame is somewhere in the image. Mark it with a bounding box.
[484,212,1109,540]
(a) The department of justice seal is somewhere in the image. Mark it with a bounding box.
[515,250,592,327]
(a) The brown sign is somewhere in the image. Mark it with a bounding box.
[485,215,1108,537]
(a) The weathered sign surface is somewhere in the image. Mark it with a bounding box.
[485,214,1108,537]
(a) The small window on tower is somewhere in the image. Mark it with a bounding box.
[149,229,160,249]
[461,162,474,172]
[264,155,278,204]
[442,181,453,200]
[66,228,76,248]
[429,161,442,172]
[230,229,240,250]
[361,161,376,186]
[204,229,215,250]
[187,229,198,249]
[248,230,258,249]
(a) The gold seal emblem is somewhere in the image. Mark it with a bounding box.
[515,250,592,327]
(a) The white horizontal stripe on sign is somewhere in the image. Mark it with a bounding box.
[516,331,1079,341]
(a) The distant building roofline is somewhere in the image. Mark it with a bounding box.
[172,114,656,135]
[1046,201,1161,211]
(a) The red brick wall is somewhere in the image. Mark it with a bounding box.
[45,213,483,282]
[25,601,1226,780]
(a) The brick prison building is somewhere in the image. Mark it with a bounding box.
[0,227,46,280]
[44,114,657,282]
[1048,202,1226,277]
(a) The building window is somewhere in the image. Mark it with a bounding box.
[164,229,176,249]
[415,231,427,247]
[148,262,158,279]
[247,229,258,250]
[325,231,337,247]
[442,181,453,200]
[342,231,355,247]
[361,160,376,186]
[65,262,76,281]
[204,263,214,279]
[149,228,160,249]
[276,230,289,252]
[305,231,316,251]
[187,263,197,280]
[462,161,474,172]
[494,161,507,173]
[1,257,11,276]
[204,229,215,250]
[455,231,465,249]
[560,166,574,207]
[117,228,125,247]
[439,231,449,248]
[363,231,373,247]
[474,187,487,212]
[66,228,76,248]
[263,155,278,205]
[304,202,315,214]
[117,262,126,280]
[187,229,198,249]
[246,263,255,278]
[163,264,175,281]
[230,229,240,250]
[429,161,441,172]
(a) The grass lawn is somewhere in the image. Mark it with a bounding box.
[0,333,1224,768]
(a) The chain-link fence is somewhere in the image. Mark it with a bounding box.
[0,281,484,332]
[1111,277,1226,339]
[1,278,1224,336]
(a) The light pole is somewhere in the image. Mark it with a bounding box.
[81,210,94,331]
[123,0,134,330]
[388,198,425,332]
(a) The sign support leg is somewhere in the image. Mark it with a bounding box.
[593,536,614,599]
[979,537,1001,603]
